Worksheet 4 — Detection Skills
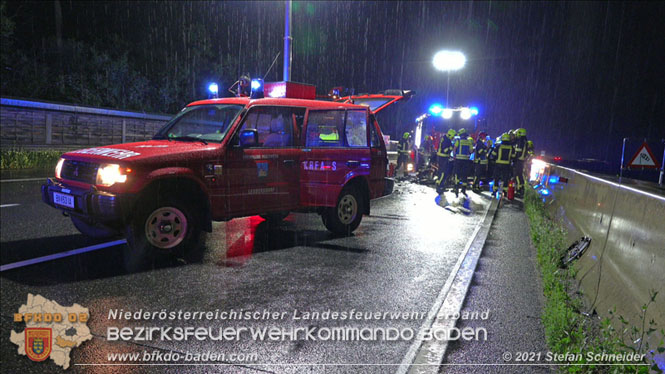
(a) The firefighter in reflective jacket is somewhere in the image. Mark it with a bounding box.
[491,133,514,194]
[396,132,412,175]
[472,132,489,191]
[526,140,534,157]
[453,128,474,196]
[513,128,528,196]
[485,135,495,185]
[418,135,434,171]
[435,129,456,194]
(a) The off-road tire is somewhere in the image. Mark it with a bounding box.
[322,186,364,236]
[124,197,202,272]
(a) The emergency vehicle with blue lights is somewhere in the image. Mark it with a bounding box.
[42,80,409,270]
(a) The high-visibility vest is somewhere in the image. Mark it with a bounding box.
[454,137,474,160]
[514,138,527,161]
[437,137,454,158]
[398,139,410,154]
[474,140,488,164]
[493,143,514,165]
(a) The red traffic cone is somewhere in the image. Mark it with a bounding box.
[507,180,515,201]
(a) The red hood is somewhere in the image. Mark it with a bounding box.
[63,140,220,164]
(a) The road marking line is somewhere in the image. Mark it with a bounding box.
[0,204,20,208]
[0,177,46,183]
[396,195,499,374]
[0,239,126,272]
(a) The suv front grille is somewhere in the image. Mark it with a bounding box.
[61,160,98,184]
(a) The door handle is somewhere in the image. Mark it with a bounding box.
[346,160,360,168]
[283,159,296,167]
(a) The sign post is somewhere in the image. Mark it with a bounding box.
[658,139,665,186]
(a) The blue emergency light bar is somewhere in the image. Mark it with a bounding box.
[208,82,219,98]
[429,104,443,115]
[250,79,264,99]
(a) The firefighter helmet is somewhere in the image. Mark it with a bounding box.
[458,128,467,135]
[446,129,457,139]
[517,128,527,137]
[501,133,511,141]
[403,132,411,139]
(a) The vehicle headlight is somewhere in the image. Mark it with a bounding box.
[55,158,65,179]
[96,164,129,186]
[407,163,414,172]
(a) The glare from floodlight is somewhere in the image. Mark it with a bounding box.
[460,108,472,120]
[470,106,479,115]
[432,51,466,71]
[208,83,219,94]
[442,108,453,119]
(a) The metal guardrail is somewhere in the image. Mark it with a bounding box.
[0,97,172,121]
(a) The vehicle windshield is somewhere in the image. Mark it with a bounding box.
[154,104,244,143]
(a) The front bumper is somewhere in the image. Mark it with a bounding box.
[41,178,134,222]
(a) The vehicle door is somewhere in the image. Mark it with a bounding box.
[223,106,304,217]
[300,108,370,207]
[368,113,387,198]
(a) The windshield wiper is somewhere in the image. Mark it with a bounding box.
[170,136,208,145]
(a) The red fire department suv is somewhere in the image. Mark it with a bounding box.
[42,83,412,270]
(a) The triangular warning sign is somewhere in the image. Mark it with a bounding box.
[627,142,660,169]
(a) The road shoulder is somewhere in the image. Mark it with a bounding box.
[442,200,554,373]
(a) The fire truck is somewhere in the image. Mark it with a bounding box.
[42,80,411,270]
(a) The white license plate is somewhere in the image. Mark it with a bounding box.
[53,192,74,208]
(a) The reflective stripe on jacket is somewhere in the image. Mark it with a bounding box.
[437,137,454,157]
[493,143,513,165]
[454,137,474,160]
[474,139,488,164]
[514,138,527,161]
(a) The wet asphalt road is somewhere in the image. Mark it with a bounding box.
[1,177,491,374]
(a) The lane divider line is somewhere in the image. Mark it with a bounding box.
[0,204,20,208]
[0,177,47,183]
[396,195,499,374]
[0,239,126,272]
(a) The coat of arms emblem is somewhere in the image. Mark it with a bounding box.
[25,328,52,362]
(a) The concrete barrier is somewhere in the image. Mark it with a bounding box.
[535,163,665,346]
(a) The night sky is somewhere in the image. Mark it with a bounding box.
[2,1,664,162]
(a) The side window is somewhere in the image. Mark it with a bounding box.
[239,107,302,147]
[369,115,380,147]
[305,110,344,147]
[345,110,368,147]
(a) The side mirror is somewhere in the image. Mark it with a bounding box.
[239,129,259,147]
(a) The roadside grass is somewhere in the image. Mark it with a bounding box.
[0,148,62,170]
[524,188,664,374]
